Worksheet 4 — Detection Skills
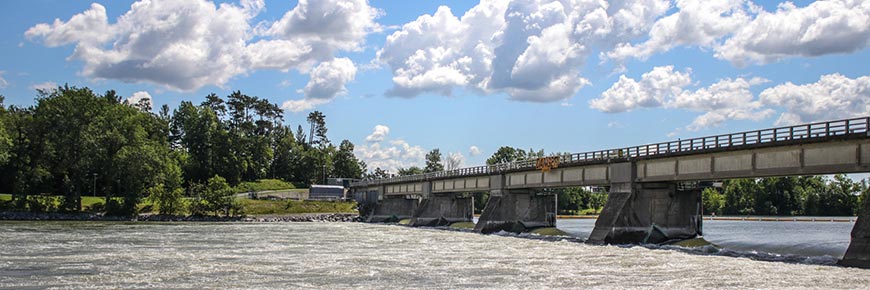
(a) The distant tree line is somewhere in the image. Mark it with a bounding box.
[0,86,365,216]
[703,175,869,216]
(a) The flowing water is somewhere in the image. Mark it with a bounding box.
[1,220,868,289]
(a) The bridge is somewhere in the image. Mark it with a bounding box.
[350,116,870,268]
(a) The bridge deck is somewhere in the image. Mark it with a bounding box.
[353,116,870,193]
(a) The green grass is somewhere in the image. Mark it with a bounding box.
[0,194,156,213]
[234,179,297,193]
[449,221,476,229]
[241,198,356,215]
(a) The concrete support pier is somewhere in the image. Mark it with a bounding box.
[409,192,473,227]
[366,196,419,223]
[587,162,702,245]
[473,189,556,234]
[840,199,870,268]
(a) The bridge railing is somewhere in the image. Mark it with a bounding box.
[352,116,870,187]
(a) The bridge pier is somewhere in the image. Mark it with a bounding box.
[587,162,702,245]
[840,198,870,268]
[366,195,419,223]
[474,189,556,234]
[409,192,474,227]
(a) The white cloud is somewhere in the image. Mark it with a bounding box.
[0,71,8,88]
[30,81,57,92]
[377,0,669,102]
[606,0,751,63]
[24,0,379,92]
[469,145,481,156]
[280,98,330,113]
[302,58,357,99]
[590,66,774,131]
[760,74,870,125]
[717,0,870,66]
[365,125,390,142]
[355,127,426,173]
[589,66,692,113]
[606,0,870,67]
[125,91,153,110]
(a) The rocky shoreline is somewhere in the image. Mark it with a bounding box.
[0,211,360,223]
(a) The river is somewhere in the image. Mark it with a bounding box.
[1,220,868,289]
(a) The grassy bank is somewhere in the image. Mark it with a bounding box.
[242,199,357,215]
[233,179,298,193]
[2,193,356,216]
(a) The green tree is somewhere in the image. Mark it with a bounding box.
[397,166,424,176]
[702,187,725,215]
[188,175,242,217]
[486,146,545,165]
[332,140,363,179]
[424,149,444,173]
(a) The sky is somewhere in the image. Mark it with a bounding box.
[0,0,868,174]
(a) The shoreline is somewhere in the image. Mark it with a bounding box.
[0,211,360,223]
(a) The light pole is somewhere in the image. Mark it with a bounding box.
[92,173,98,197]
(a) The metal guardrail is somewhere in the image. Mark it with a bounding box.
[352,116,870,187]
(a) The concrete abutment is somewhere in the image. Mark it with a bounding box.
[840,198,870,268]
[366,196,419,223]
[587,162,702,245]
[473,189,556,234]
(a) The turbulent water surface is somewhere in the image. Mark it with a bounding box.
[1,220,868,289]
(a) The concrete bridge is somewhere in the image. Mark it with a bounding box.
[350,116,870,268]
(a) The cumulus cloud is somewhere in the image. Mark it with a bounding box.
[606,0,870,66]
[355,125,426,172]
[280,98,329,113]
[30,81,57,92]
[125,91,153,110]
[469,145,481,156]
[377,0,669,102]
[760,74,870,125]
[590,65,774,131]
[606,0,752,63]
[302,58,357,99]
[672,77,774,130]
[717,0,870,66]
[24,0,379,92]
[589,66,691,113]
[365,125,390,142]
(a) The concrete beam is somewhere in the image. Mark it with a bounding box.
[409,192,473,227]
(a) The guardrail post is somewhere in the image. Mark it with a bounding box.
[846,119,851,133]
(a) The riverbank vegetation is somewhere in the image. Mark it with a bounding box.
[0,87,365,217]
[703,175,869,216]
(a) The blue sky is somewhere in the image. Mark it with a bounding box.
[0,0,868,173]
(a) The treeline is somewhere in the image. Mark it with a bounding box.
[0,86,365,216]
[703,175,869,216]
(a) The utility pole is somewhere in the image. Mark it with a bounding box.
[92,173,98,197]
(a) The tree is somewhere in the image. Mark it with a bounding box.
[332,140,363,179]
[306,111,329,147]
[188,175,242,217]
[397,166,424,176]
[486,146,544,165]
[445,152,462,170]
[0,96,10,168]
[702,187,725,215]
[424,149,444,173]
[366,167,390,180]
